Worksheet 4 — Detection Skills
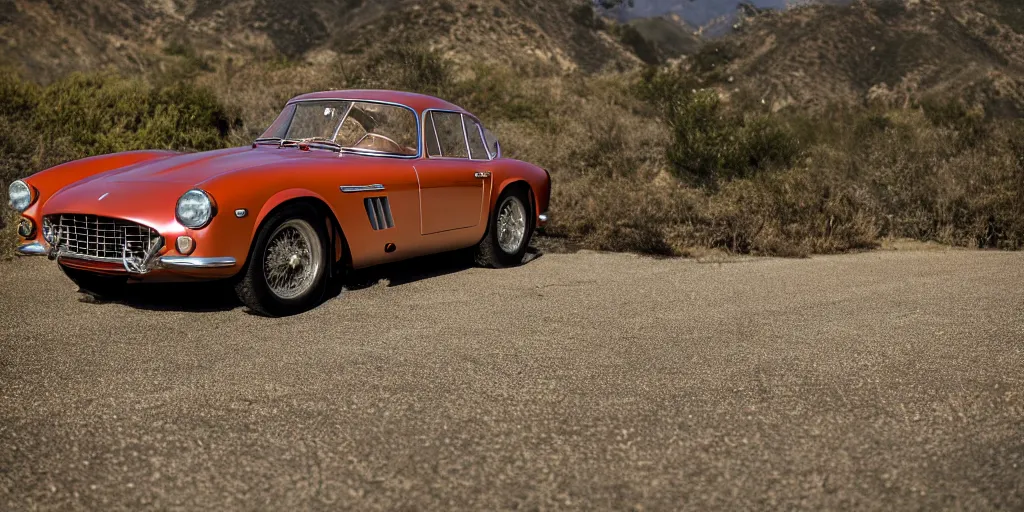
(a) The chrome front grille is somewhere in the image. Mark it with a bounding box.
[45,214,162,262]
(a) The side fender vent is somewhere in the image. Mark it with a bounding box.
[364,196,395,230]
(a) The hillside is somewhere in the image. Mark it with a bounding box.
[0,0,639,83]
[628,15,703,58]
[697,0,1024,115]
[2,0,1023,259]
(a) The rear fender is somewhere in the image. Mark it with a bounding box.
[495,178,537,217]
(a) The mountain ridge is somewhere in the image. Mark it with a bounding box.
[0,0,640,83]
[694,0,1024,115]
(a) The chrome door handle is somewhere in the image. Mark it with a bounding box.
[474,171,491,179]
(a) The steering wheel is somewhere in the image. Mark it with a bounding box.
[354,133,404,153]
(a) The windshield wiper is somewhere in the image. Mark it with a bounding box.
[261,137,343,152]
[306,137,342,148]
[282,137,343,152]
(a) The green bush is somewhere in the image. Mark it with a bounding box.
[32,73,236,162]
[664,89,803,185]
[0,72,42,188]
[451,65,551,123]
[918,96,988,148]
[616,24,661,65]
[634,65,697,108]
[349,46,455,99]
[570,4,598,28]
[0,71,237,206]
[0,71,238,258]
[346,46,550,124]
[690,42,737,83]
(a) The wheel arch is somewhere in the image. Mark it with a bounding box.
[250,190,352,271]
[494,179,536,219]
[479,179,535,247]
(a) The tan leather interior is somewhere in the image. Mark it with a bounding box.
[352,134,417,156]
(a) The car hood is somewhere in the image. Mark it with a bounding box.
[41,147,304,221]
[90,147,296,185]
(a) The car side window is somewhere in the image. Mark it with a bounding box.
[424,112,443,157]
[483,128,500,159]
[427,111,469,159]
[464,117,489,161]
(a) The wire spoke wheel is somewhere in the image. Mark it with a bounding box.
[263,219,322,300]
[496,196,527,254]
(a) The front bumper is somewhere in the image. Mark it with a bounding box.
[17,242,237,272]
[16,242,47,256]
[157,256,237,269]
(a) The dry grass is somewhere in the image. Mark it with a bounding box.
[3,43,1023,259]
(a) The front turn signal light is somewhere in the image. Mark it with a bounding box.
[17,217,34,238]
[176,236,196,255]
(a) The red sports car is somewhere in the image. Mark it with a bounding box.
[8,90,551,316]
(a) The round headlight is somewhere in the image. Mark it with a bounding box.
[8,180,33,212]
[176,189,215,229]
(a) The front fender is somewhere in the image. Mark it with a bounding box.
[251,188,343,240]
[184,183,346,272]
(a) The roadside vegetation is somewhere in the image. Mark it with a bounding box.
[2,39,1022,258]
[0,71,238,256]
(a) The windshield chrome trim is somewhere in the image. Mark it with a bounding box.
[429,112,442,157]
[464,114,491,161]
[460,113,472,158]
[330,102,355,142]
[285,98,423,159]
[474,119,489,160]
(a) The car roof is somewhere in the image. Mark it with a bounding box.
[288,90,471,115]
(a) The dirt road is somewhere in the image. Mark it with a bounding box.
[1,248,1022,510]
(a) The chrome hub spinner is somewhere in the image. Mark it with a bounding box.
[264,219,321,300]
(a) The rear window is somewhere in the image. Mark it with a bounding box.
[426,111,469,158]
[464,117,489,160]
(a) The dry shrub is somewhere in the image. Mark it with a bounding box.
[550,174,693,255]
[827,109,1023,248]
[3,48,1023,260]
[196,58,336,143]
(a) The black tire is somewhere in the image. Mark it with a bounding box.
[475,186,534,268]
[60,265,127,300]
[234,203,331,317]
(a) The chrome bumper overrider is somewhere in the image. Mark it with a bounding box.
[16,242,47,256]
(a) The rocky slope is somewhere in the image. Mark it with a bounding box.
[0,0,639,83]
[699,0,1024,114]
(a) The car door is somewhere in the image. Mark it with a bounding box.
[415,110,491,235]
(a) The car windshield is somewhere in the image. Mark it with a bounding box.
[259,100,419,157]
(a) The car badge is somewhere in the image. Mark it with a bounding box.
[98,192,109,201]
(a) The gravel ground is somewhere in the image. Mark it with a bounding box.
[1,248,1022,510]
